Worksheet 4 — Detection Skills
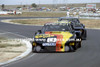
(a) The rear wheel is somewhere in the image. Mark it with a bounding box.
[82,30,87,40]
[69,46,75,52]
[73,44,77,50]
[78,42,81,48]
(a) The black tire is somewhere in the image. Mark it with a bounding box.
[69,46,75,52]
[32,46,34,52]
[78,42,81,48]
[65,45,70,52]
[65,45,75,52]
[73,44,77,50]
[82,30,87,40]
[34,45,42,52]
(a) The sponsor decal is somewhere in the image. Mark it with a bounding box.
[35,39,46,42]
[34,38,81,42]
[35,34,54,38]
[42,43,56,46]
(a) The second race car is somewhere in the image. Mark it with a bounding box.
[58,17,87,40]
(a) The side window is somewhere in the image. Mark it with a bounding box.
[68,24,73,32]
[77,19,80,23]
[58,18,62,21]
[41,26,46,33]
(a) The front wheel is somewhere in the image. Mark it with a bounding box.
[34,45,42,52]
[65,45,75,52]
[65,46,70,52]
[78,42,81,48]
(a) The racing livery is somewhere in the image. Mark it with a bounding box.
[32,23,81,52]
[58,17,87,40]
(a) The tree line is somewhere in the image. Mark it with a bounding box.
[1,3,37,10]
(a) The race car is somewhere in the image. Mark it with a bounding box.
[32,22,82,52]
[58,17,87,40]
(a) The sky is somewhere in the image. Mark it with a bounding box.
[0,0,100,5]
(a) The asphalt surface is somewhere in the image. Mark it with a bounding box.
[0,17,100,67]
[0,17,43,38]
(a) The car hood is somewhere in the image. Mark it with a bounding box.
[35,31,73,43]
[34,31,73,51]
[45,31,73,39]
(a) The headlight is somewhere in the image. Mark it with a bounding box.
[47,38,57,42]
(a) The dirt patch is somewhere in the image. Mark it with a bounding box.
[4,18,100,28]
[2,18,58,25]
[0,11,66,17]
[0,39,26,63]
[80,19,100,28]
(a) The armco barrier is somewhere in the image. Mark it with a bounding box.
[79,13,100,19]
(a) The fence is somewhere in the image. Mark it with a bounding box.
[79,13,100,19]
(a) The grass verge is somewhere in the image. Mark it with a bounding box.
[10,18,100,28]
[0,44,22,48]
[80,19,100,28]
[0,11,66,17]
[0,38,26,62]
[10,18,58,25]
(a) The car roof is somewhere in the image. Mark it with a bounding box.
[58,21,71,24]
[45,22,69,26]
[59,17,79,19]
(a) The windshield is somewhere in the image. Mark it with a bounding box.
[42,24,70,33]
[59,18,80,24]
[68,19,80,24]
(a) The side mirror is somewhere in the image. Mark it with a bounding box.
[35,30,41,35]
[38,30,41,33]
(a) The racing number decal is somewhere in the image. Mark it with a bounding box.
[45,32,63,51]
[56,35,63,51]
[45,32,73,52]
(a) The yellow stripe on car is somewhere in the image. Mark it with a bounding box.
[51,31,73,51]
[60,32,73,51]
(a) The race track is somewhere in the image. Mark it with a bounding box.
[0,17,100,67]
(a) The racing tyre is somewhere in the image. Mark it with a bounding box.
[65,46,70,52]
[34,45,42,52]
[82,30,87,40]
[65,46,75,52]
[32,46,34,52]
[78,42,81,48]
[69,46,75,52]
